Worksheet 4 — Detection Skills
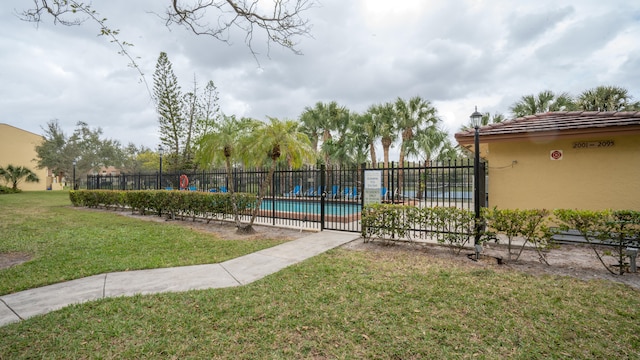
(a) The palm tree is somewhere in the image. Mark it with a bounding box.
[240,117,316,233]
[299,102,324,153]
[299,101,349,169]
[394,96,440,194]
[369,102,397,189]
[417,126,451,165]
[197,115,260,227]
[358,111,379,168]
[577,85,640,111]
[0,165,40,191]
[346,112,376,167]
[323,101,349,168]
[510,90,575,117]
[395,96,439,163]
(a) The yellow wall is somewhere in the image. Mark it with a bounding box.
[485,133,640,211]
[0,123,63,191]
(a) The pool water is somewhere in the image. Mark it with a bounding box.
[260,199,362,216]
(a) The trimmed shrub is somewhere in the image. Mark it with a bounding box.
[68,190,256,222]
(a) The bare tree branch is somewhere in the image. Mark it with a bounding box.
[20,1,315,63]
[165,0,314,60]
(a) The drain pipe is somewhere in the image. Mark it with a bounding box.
[627,248,638,273]
[475,244,482,261]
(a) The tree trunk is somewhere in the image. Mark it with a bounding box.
[369,141,377,168]
[382,137,391,190]
[237,160,276,234]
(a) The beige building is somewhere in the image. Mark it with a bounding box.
[455,111,640,211]
[0,123,63,191]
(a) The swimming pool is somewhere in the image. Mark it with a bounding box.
[260,199,362,216]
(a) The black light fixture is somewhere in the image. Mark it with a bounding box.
[470,107,483,251]
[158,145,164,190]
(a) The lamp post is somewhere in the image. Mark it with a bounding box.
[72,159,77,190]
[158,145,164,190]
[470,107,483,250]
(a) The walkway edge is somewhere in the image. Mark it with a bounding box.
[0,231,360,327]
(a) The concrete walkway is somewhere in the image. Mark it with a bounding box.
[0,230,360,327]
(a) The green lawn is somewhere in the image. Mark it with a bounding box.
[1,192,639,358]
[0,191,286,295]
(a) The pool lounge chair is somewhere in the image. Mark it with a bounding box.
[219,186,228,193]
[329,185,340,199]
[349,187,360,200]
[286,185,302,197]
[305,187,316,197]
[342,187,350,199]
[381,187,388,201]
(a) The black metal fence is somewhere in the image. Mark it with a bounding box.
[86,160,486,233]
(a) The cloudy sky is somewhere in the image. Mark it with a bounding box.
[2,0,640,156]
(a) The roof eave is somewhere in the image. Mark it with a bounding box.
[455,125,640,146]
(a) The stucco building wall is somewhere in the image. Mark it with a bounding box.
[0,123,62,191]
[485,133,640,210]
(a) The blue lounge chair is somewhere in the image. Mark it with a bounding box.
[219,186,228,193]
[305,187,316,197]
[165,187,173,191]
[286,185,301,197]
[342,187,351,199]
[381,187,388,201]
[330,185,340,199]
[209,188,218,192]
[349,187,360,200]
[189,185,197,191]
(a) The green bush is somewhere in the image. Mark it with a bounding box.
[554,209,640,274]
[361,204,413,243]
[430,206,475,254]
[0,185,21,194]
[362,204,474,253]
[68,190,256,222]
[483,208,553,263]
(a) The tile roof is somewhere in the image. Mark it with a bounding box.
[455,111,640,144]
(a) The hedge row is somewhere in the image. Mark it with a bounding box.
[69,190,257,222]
[361,204,475,254]
[362,204,640,273]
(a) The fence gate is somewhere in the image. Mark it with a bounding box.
[319,160,485,234]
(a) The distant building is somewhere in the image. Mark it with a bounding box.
[455,111,640,211]
[0,123,63,191]
[92,166,121,176]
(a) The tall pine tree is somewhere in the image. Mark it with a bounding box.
[153,53,221,171]
[153,52,184,171]
[182,76,200,170]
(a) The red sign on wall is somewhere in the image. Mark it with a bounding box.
[550,150,563,160]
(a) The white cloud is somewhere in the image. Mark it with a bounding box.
[1,0,640,152]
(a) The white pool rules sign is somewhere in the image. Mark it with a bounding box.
[364,170,382,205]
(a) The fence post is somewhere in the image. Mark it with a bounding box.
[272,169,276,226]
[390,161,395,203]
[320,164,326,231]
[360,163,366,207]
[479,161,487,208]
